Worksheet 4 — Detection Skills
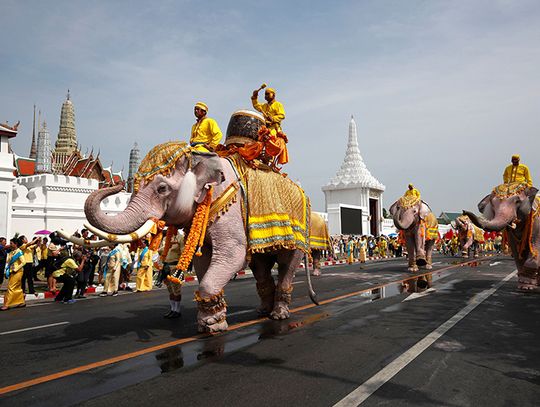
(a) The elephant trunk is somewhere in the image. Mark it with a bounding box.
[463,210,512,232]
[84,184,162,234]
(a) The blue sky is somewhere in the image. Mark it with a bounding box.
[3,0,540,213]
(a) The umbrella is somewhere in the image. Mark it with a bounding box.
[34,229,52,235]
[388,233,398,238]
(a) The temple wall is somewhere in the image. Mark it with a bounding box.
[10,174,130,237]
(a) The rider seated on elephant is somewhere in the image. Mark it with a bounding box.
[190,102,223,153]
[404,184,421,200]
[251,86,288,168]
[503,154,533,187]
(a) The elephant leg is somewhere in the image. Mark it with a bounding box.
[406,235,418,272]
[250,253,276,316]
[425,240,434,270]
[414,228,427,266]
[517,266,540,291]
[312,250,321,276]
[196,235,246,333]
[271,249,303,320]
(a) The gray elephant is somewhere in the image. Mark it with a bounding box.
[78,141,316,333]
[452,215,484,258]
[389,196,438,272]
[464,182,540,292]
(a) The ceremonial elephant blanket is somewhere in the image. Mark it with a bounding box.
[227,155,310,254]
[309,214,331,251]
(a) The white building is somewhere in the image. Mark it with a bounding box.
[11,174,130,237]
[322,116,386,236]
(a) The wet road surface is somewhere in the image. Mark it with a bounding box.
[0,255,538,406]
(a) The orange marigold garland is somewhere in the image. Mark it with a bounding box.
[167,186,213,284]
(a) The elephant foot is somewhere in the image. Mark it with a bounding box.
[474,254,479,258]
[408,265,419,273]
[270,287,292,320]
[425,264,433,270]
[312,268,321,276]
[416,257,427,267]
[198,318,229,333]
[195,290,228,332]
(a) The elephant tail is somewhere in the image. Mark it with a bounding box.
[304,253,319,305]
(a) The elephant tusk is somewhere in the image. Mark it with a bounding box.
[57,229,115,248]
[83,219,156,243]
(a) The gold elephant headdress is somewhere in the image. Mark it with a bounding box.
[134,141,192,192]
[398,194,421,209]
[493,182,528,199]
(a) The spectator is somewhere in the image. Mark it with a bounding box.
[51,248,87,304]
[134,239,153,292]
[1,237,26,310]
[20,235,39,296]
[0,237,7,286]
[100,244,122,297]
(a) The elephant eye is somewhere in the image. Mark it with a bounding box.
[157,183,170,195]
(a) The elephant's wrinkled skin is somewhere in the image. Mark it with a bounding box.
[464,185,540,291]
[389,199,436,272]
[85,152,304,332]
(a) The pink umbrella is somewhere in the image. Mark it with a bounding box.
[34,229,52,235]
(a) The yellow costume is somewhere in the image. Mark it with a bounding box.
[135,247,153,292]
[503,163,532,187]
[251,89,288,165]
[404,184,421,199]
[190,117,222,153]
[251,92,286,134]
[3,249,26,308]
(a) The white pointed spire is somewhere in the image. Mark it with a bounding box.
[323,116,385,191]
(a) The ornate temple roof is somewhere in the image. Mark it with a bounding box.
[322,116,385,192]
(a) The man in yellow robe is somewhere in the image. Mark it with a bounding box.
[190,102,222,153]
[503,154,533,187]
[1,237,26,310]
[251,87,288,166]
[134,240,153,292]
[404,184,421,199]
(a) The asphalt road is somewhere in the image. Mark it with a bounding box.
[0,255,538,407]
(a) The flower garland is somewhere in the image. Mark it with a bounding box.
[167,186,213,284]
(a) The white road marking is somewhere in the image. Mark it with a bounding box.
[489,261,502,267]
[292,281,305,285]
[402,288,436,302]
[0,321,70,336]
[432,262,442,265]
[333,269,517,407]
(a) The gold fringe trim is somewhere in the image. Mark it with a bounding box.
[194,289,227,314]
[208,182,240,225]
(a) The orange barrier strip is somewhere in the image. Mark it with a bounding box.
[0,257,487,396]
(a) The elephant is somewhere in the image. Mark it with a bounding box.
[452,215,484,258]
[78,142,316,333]
[464,182,540,292]
[389,197,438,272]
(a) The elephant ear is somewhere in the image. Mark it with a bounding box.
[191,153,225,203]
[518,187,539,216]
[478,193,493,214]
[419,202,431,220]
[389,201,399,216]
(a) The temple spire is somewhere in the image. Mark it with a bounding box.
[29,104,37,159]
[324,116,385,191]
[52,91,78,173]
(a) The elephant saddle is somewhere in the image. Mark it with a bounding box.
[226,154,310,254]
